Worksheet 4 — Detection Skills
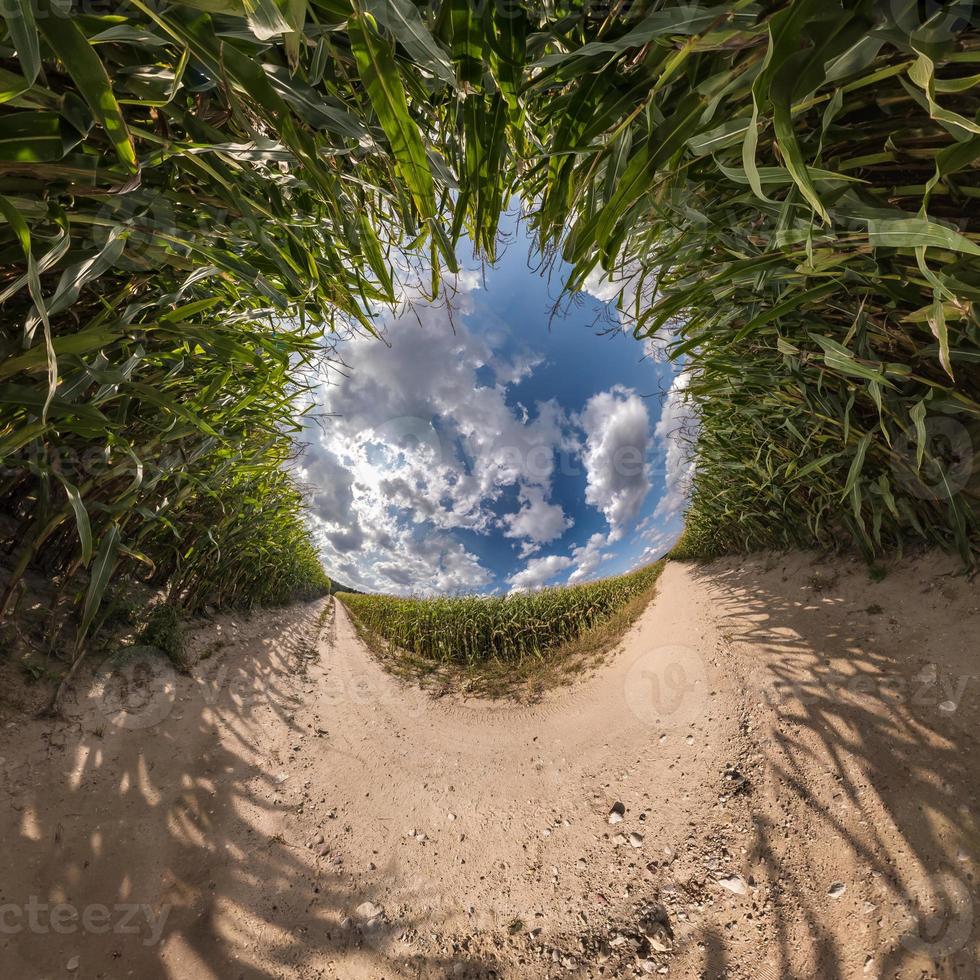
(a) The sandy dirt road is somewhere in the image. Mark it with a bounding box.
[0,554,977,979]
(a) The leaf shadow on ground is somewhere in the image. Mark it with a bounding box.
[0,599,497,979]
[689,553,979,980]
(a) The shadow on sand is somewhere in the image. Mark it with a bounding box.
[691,553,978,979]
[0,599,496,978]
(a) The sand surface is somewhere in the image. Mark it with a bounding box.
[0,553,977,978]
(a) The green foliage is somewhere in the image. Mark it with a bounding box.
[667,528,700,563]
[0,0,480,648]
[137,602,185,669]
[2,0,979,677]
[19,655,48,683]
[99,592,141,631]
[523,0,980,564]
[341,563,663,663]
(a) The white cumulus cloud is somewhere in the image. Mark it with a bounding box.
[653,370,696,523]
[296,272,575,594]
[507,554,573,592]
[567,531,611,584]
[576,386,652,540]
[501,484,573,557]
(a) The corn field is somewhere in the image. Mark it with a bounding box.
[0,0,486,657]
[522,0,980,563]
[1,1,979,675]
[340,563,663,663]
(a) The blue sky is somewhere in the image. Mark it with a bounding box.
[299,213,691,595]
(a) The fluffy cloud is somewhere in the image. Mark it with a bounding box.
[501,484,572,557]
[325,525,366,554]
[567,531,610,584]
[634,528,681,567]
[297,273,574,594]
[507,554,573,592]
[576,386,652,540]
[509,528,615,593]
[506,374,688,595]
[376,535,493,594]
[297,263,692,596]
[653,371,696,523]
[300,444,355,528]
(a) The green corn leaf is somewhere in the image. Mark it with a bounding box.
[358,213,394,298]
[811,335,891,385]
[795,452,840,479]
[928,287,953,381]
[0,194,57,422]
[910,398,928,471]
[5,0,41,86]
[76,524,121,653]
[0,323,123,382]
[0,112,67,163]
[534,7,749,70]
[867,217,980,255]
[842,432,873,500]
[242,0,293,39]
[909,50,980,137]
[348,8,435,221]
[771,69,829,223]
[37,11,138,173]
[58,477,93,567]
[364,0,455,87]
[0,66,32,105]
